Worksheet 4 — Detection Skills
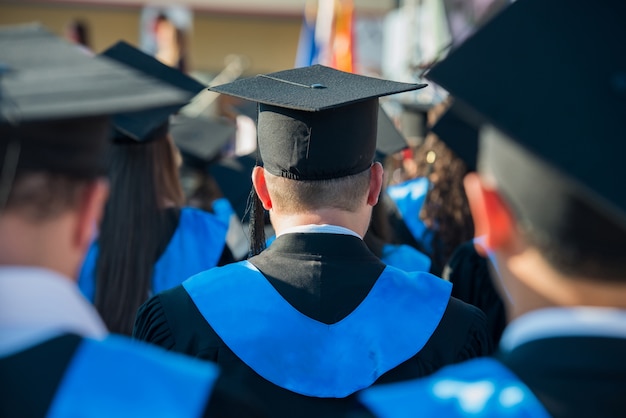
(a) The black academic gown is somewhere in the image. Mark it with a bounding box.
[0,333,267,418]
[496,336,626,418]
[443,240,506,345]
[134,233,491,418]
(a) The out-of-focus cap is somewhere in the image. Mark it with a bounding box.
[170,114,235,169]
[100,41,205,142]
[0,24,187,123]
[427,0,626,226]
[209,64,426,181]
[376,105,408,159]
[208,152,258,222]
[430,103,478,171]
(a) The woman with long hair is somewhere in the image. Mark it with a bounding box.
[78,42,232,335]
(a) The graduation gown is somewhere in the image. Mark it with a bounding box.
[0,267,264,418]
[134,232,492,417]
[78,207,230,301]
[358,307,626,418]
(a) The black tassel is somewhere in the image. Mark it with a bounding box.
[247,187,266,257]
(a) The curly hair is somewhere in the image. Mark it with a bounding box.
[412,133,475,275]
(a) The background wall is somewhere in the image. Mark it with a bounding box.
[0,1,393,76]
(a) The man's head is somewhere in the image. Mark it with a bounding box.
[0,24,188,277]
[426,0,626,317]
[209,65,425,252]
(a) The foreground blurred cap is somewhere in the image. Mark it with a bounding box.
[0,24,188,179]
[210,64,426,181]
[427,0,626,225]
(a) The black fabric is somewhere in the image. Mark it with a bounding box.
[430,104,478,171]
[0,333,81,418]
[427,0,626,226]
[442,240,506,345]
[100,41,205,142]
[0,333,270,418]
[496,336,626,418]
[0,24,186,122]
[134,233,492,417]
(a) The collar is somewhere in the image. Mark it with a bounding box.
[0,266,107,356]
[276,224,362,239]
[500,306,626,352]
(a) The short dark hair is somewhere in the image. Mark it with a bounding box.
[265,168,371,214]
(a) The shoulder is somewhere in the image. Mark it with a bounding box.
[179,207,227,229]
[360,358,549,418]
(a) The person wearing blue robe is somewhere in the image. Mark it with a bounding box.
[0,26,262,418]
[134,65,492,418]
[357,0,626,416]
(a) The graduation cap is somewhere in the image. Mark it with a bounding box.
[426,0,626,228]
[208,152,258,222]
[99,41,206,142]
[209,64,426,181]
[376,105,408,160]
[430,103,478,171]
[0,24,188,181]
[0,24,187,123]
[170,114,236,170]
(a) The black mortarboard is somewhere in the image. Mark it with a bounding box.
[376,105,408,159]
[0,24,187,180]
[170,114,236,169]
[430,103,478,171]
[209,65,425,181]
[0,24,187,123]
[427,0,626,226]
[208,152,258,222]
[100,41,206,142]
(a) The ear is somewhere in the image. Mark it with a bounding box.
[464,172,515,256]
[251,166,272,210]
[74,179,109,252]
[367,162,384,207]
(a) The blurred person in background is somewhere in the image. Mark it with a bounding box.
[78,42,232,336]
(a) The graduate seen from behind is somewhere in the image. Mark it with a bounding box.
[77,42,233,336]
[359,0,626,416]
[134,64,492,418]
[0,25,262,418]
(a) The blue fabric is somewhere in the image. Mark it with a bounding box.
[46,335,218,418]
[183,261,451,398]
[382,243,431,272]
[78,207,228,301]
[386,177,434,252]
[359,357,550,418]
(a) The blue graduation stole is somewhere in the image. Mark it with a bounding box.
[382,243,432,273]
[386,177,433,252]
[78,207,228,300]
[359,357,550,418]
[182,261,452,398]
[46,335,219,418]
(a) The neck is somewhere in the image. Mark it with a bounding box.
[0,212,80,280]
[270,207,371,238]
[502,246,626,320]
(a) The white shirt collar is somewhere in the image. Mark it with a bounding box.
[500,306,626,352]
[0,266,107,356]
[276,224,362,239]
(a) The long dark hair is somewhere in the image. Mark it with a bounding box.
[94,133,184,335]
[413,133,474,275]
